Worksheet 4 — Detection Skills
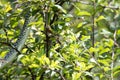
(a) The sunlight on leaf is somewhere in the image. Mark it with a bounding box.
[77,22,83,28]
[38,55,50,65]
[49,60,61,70]
[99,48,110,54]
[22,48,27,53]
[105,39,114,47]
[98,59,110,66]
[77,11,91,16]
[54,5,66,13]
[0,51,8,58]
[5,4,12,12]
[81,35,90,41]
[29,64,39,68]
[117,30,120,35]
[72,72,81,80]
[89,47,99,53]
[103,67,110,72]
[95,16,105,22]
[21,55,30,65]
[85,64,94,70]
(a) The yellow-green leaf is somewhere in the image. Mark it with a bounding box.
[89,47,97,53]
[77,11,91,16]
[29,64,39,68]
[99,48,110,54]
[5,4,12,12]
[72,72,82,80]
[95,16,105,22]
[81,35,90,41]
[77,22,83,28]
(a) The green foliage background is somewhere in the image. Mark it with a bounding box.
[0,0,120,80]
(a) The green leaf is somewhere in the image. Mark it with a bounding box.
[105,39,114,47]
[45,57,50,65]
[95,16,105,22]
[54,5,66,13]
[117,30,120,35]
[21,55,30,65]
[0,51,8,58]
[99,48,110,54]
[29,64,40,68]
[77,11,91,16]
[85,64,94,70]
[89,47,99,53]
[5,4,12,12]
[72,72,81,80]
[98,59,110,66]
[77,22,83,28]
[38,55,50,65]
[103,67,110,71]
[113,66,120,72]
[113,70,120,77]
[81,35,90,41]
[49,60,61,69]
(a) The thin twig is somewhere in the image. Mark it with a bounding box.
[55,70,66,80]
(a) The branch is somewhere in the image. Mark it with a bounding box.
[91,1,95,57]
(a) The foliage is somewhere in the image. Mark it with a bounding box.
[0,0,120,80]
